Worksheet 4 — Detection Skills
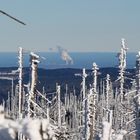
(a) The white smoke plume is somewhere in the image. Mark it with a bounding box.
[57,46,73,64]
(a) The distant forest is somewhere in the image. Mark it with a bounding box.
[0,67,135,103]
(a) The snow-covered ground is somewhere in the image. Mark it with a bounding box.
[0,105,58,140]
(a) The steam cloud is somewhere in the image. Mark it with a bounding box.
[57,46,73,64]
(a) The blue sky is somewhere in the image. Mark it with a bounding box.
[0,0,140,52]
